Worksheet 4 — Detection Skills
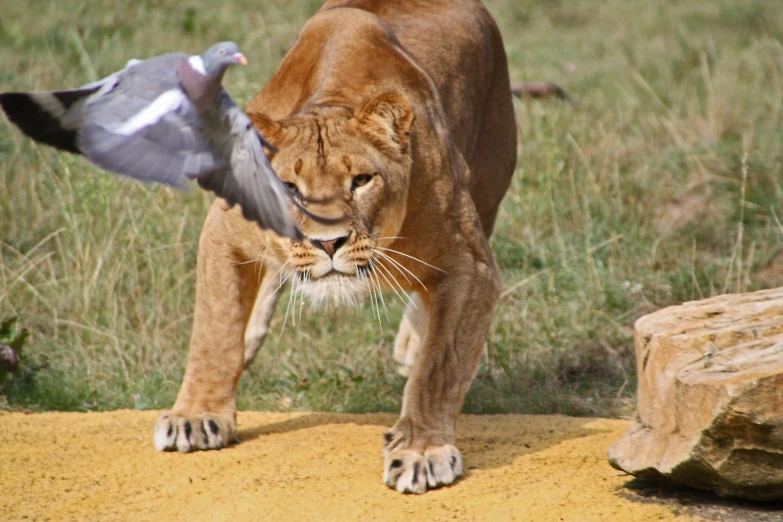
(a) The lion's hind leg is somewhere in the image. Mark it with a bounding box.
[393,292,488,377]
[392,292,426,377]
[244,269,284,368]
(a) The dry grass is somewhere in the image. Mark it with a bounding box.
[1,0,782,416]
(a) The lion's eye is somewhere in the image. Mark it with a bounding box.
[283,182,299,195]
[351,174,373,192]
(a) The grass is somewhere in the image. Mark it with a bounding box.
[1,0,782,417]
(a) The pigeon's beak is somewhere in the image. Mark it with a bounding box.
[233,53,248,66]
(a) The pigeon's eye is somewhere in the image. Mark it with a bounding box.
[351,173,374,192]
[283,182,299,195]
[218,49,226,56]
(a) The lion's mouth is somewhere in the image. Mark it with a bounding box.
[294,265,372,308]
[297,264,372,281]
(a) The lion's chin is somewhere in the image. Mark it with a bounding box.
[298,272,369,309]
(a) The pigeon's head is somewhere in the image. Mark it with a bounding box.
[201,41,247,76]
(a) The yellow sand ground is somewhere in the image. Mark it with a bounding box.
[0,411,693,522]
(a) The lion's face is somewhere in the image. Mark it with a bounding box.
[250,93,415,307]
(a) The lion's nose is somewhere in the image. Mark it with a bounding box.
[310,236,349,258]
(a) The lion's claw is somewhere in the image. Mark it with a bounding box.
[153,412,236,452]
[383,445,463,494]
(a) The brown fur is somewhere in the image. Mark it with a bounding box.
[154,0,517,494]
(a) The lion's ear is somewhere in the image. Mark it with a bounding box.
[355,92,414,155]
[246,111,282,156]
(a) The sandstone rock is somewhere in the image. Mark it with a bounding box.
[608,288,783,501]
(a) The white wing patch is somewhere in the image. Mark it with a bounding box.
[113,89,186,135]
[188,55,207,75]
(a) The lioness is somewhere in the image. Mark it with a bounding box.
[154,0,516,494]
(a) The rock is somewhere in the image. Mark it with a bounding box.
[608,288,783,501]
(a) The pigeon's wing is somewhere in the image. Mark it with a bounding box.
[78,55,223,187]
[197,104,303,240]
[0,60,141,154]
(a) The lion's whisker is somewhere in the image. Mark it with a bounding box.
[297,271,308,326]
[275,273,293,296]
[370,273,384,333]
[234,243,287,266]
[368,261,390,320]
[352,275,361,309]
[360,268,383,333]
[350,270,360,311]
[291,270,302,321]
[372,250,412,286]
[356,267,366,294]
[377,278,390,321]
[363,271,376,321]
[343,277,352,311]
[374,246,447,273]
[352,272,362,310]
[373,259,413,308]
[372,249,427,291]
[254,246,273,287]
[279,269,299,336]
[348,268,363,311]
[235,258,261,266]
[272,261,293,293]
[292,272,302,328]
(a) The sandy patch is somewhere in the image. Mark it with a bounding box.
[0,411,691,521]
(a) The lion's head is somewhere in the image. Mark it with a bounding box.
[248,92,415,307]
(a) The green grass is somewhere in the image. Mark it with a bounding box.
[1,0,782,417]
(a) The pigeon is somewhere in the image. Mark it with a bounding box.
[0,42,307,240]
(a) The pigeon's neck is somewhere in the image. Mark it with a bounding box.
[200,71,226,112]
[178,59,225,115]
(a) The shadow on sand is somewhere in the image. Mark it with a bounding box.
[237,411,611,474]
[620,477,783,522]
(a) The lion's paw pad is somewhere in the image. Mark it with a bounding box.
[153,412,236,452]
[383,445,463,494]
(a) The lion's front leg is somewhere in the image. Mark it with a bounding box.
[383,260,501,493]
[154,208,261,452]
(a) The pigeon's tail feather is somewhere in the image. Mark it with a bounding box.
[79,122,220,188]
[0,89,99,154]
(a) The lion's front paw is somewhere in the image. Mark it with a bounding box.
[383,444,463,494]
[153,411,237,452]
